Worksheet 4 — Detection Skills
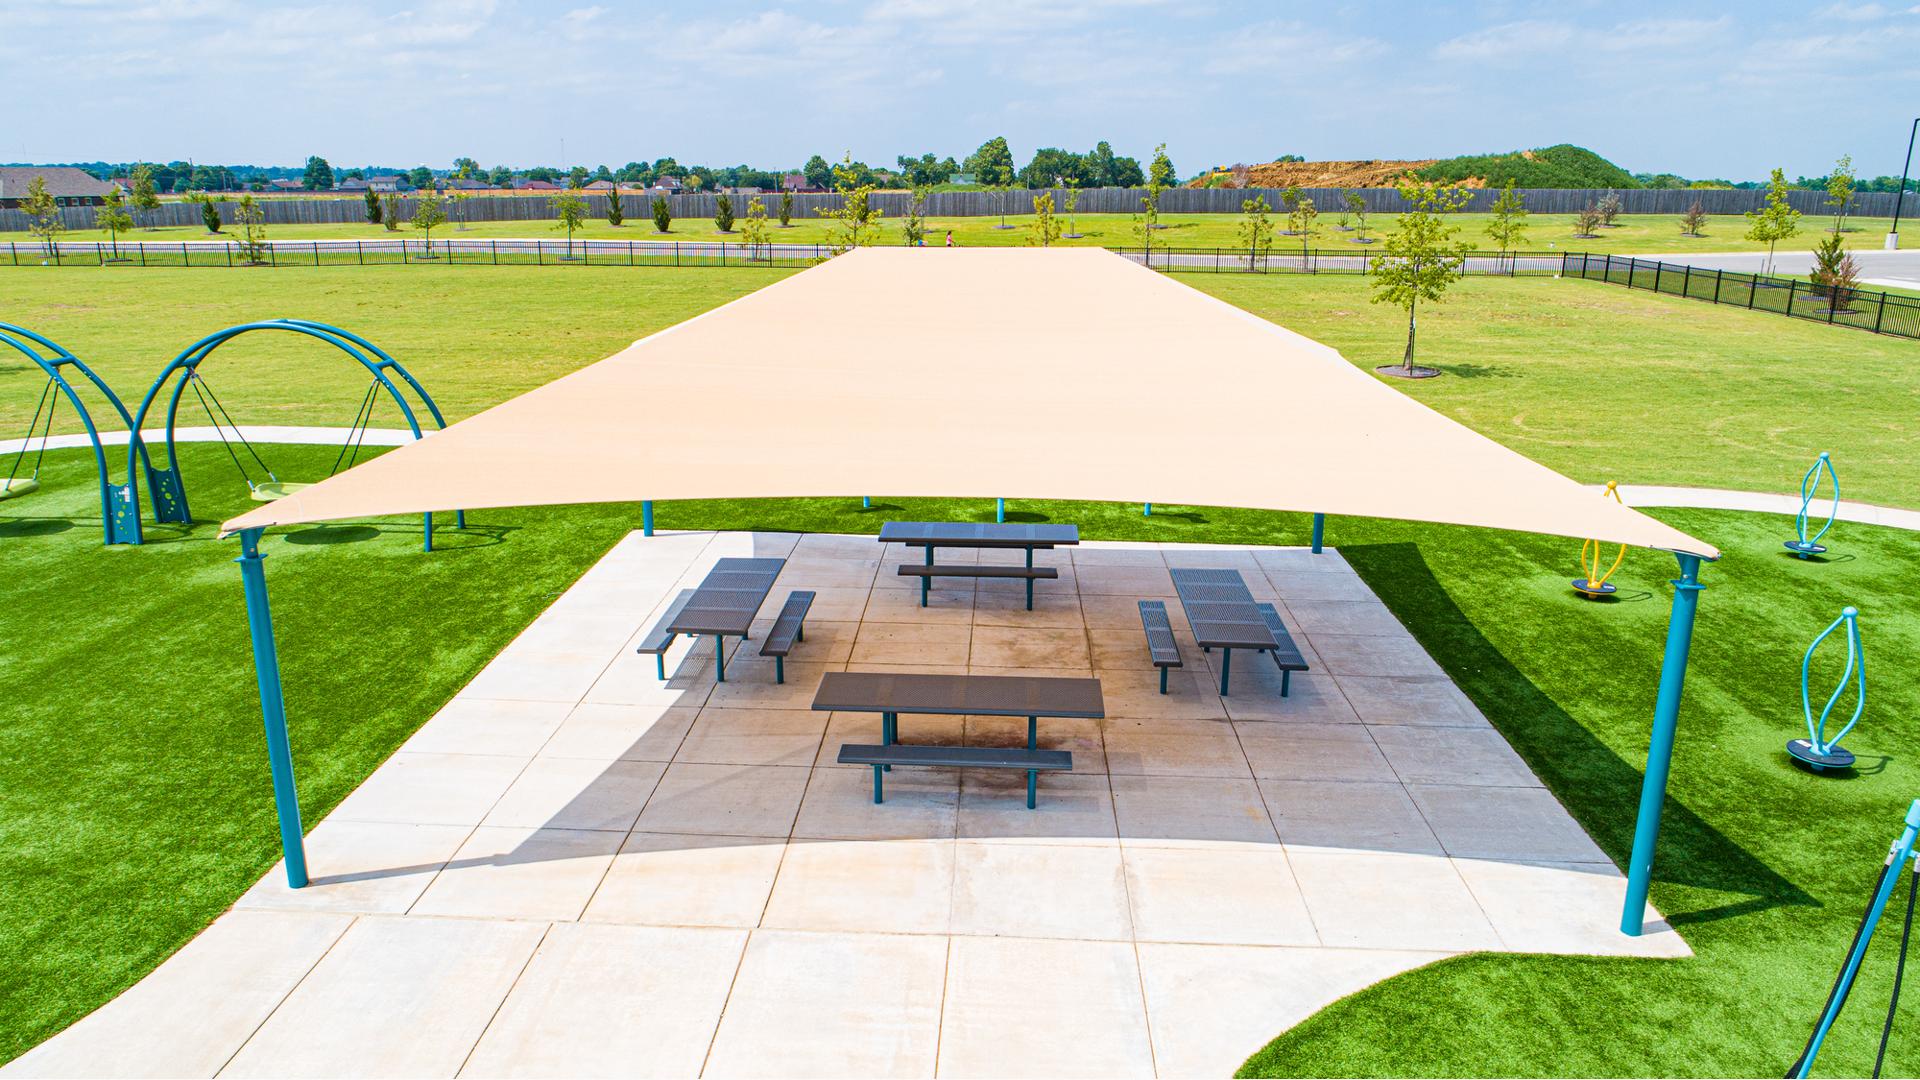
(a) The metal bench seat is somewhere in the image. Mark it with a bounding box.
[1253,602,1310,695]
[837,743,1073,808]
[1138,600,1184,693]
[758,591,815,684]
[896,563,1059,609]
[634,589,697,679]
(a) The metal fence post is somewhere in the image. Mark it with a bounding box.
[1714,268,1723,304]
[312,243,319,267]
[1652,262,1662,293]
[1748,272,1758,309]
[1874,293,1887,334]
[1681,263,1690,298]
[492,240,498,265]
[139,243,146,267]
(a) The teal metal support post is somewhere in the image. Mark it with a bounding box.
[641,500,654,537]
[1143,503,1152,516]
[1311,513,1325,554]
[1621,553,1705,934]
[996,498,1006,523]
[236,527,308,888]
[1793,799,1920,1077]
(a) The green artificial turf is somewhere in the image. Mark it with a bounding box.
[3,212,1900,256]
[0,444,645,1062]
[5,441,1920,1074]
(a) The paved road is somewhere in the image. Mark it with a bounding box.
[1629,247,1920,290]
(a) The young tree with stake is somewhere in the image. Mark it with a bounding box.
[411,192,447,256]
[1133,142,1171,260]
[365,187,383,225]
[95,184,134,261]
[19,176,64,254]
[1027,192,1061,246]
[778,191,794,228]
[554,189,587,259]
[1369,183,1472,378]
[1238,194,1275,271]
[740,196,771,259]
[714,193,734,233]
[814,155,882,255]
[1826,154,1856,235]
[234,195,268,265]
[130,164,161,229]
[903,187,928,246]
[605,187,624,227]
[1484,180,1528,271]
[652,195,672,233]
[1745,167,1801,278]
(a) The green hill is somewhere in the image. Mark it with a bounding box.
[1414,145,1640,189]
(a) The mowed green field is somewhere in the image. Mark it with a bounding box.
[4,264,1920,1074]
[6,266,1916,506]
[5,210,1900,256]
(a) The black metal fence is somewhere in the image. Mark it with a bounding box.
[10,237,1917,342]
[1564,253,1920,340]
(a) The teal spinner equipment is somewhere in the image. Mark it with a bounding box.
[1786,452,1840,558]
[1787,607,1866,773]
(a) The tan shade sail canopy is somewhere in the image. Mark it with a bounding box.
[223,247,1715,559]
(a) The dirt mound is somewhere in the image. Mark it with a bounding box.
[1192,158,1484,190]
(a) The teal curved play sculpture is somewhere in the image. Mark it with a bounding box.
[1785,452,1840,559]
[119,319,461,549]
[0,323,142,544]
[1787,606,1865,773]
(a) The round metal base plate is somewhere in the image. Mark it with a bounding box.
[1784,541,1828,558]
[1787,739,1855,772]
[1572,579,1618,598]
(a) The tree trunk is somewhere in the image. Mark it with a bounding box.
[1403,302,1417,372]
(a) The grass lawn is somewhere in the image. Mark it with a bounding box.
[6,212,1900,256]
[6,443,1920,1076]
[7,267,1915,508]
[0,265,790,434]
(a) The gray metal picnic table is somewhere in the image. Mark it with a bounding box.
[662,557,786,681]
[812,671,1105,807]
[877,521,1080,609]
[1170,567,1279,695]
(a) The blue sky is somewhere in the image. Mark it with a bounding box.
[5,0,1917,180]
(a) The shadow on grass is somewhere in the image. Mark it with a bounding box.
[1430,362,1519,380]
[0,517,75,538]
[1344,540,1811,926]
[283,524,381,546]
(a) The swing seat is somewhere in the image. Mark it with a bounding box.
[250,481,312,502]
[0,477,40,501]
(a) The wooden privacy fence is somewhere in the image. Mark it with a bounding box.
[2,185,1905,233]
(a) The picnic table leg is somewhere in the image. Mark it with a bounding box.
[922,545,933,607]
[1027,769,1037,810]
[883,712,893,771]
[873,764,884,803]
[655,654,666,681]
[1027,716,1037,750]
[1025,548,1036,610]
[1220,648,1232,695]
[1282,670,1291,697]
[775,656,784,684]
[1159,666,1168,694]
[714,636,726,682]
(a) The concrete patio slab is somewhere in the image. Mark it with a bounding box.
[21,530,1691,1078]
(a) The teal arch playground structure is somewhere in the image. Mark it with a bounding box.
[0,322,142,544]
[118,320,463,549]
[1786,606,1867,773]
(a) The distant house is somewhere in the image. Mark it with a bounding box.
[781,173,820,193]
[584,179,616,192]
[336,177,370,192]
[516,179,558,191]
[366,175,403,193]
[653,175,684,192]
[445,178,490,191]
[267,178,306,192]
[0,166,114,208]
